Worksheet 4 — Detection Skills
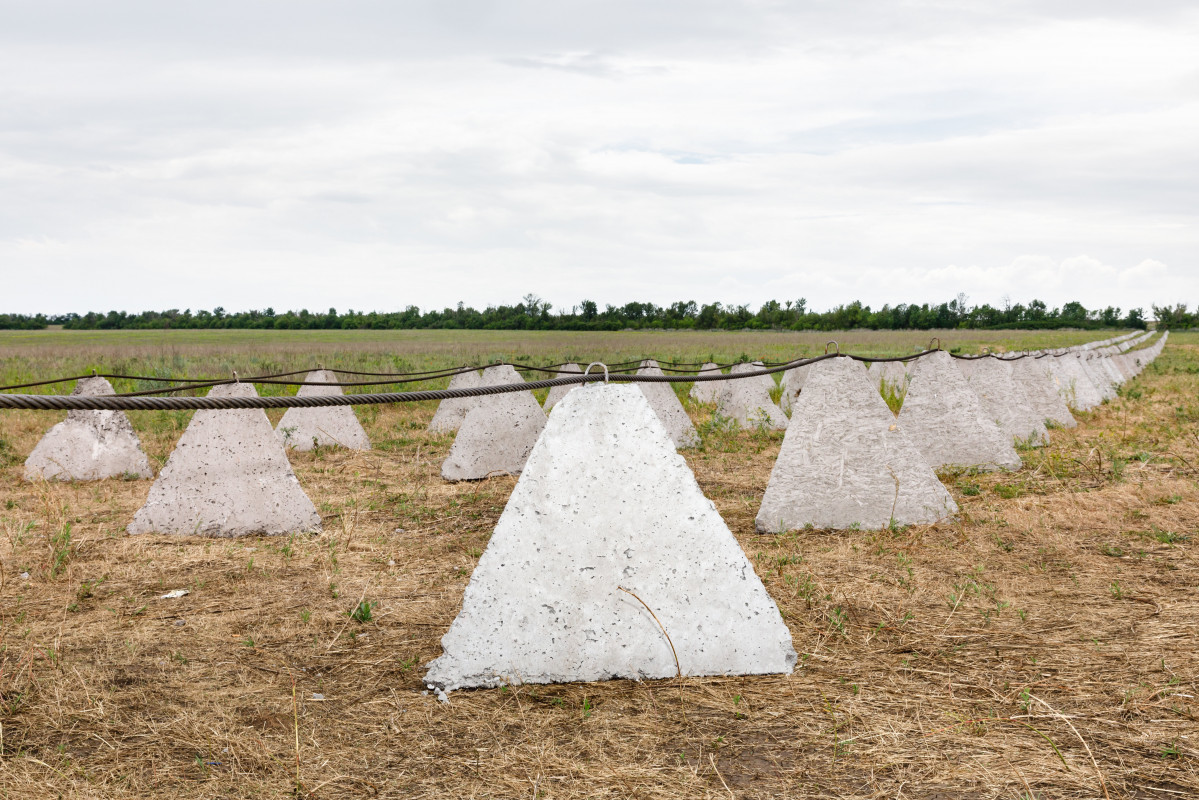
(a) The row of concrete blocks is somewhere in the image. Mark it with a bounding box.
[10,333,1164,691]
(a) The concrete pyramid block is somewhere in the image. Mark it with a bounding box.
[24,376,154,482]
[896,352,1021,471]
[543,363,582,411]
[955,357,1049,446]
[716,363,788,430]
[441,365,547,481]
[688,362,723,404]
[276,370,370,450]
[1045,354,1103,411]
[425,383,796,691]
[756,357,958,532]
[1007,358,1076,429]
[779,363,811,415]
[635,360,700,449]
[127,383,321,537]
[428,369,482,433]
[749,361,776,392]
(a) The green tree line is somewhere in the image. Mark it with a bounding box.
[0,294,1160,332]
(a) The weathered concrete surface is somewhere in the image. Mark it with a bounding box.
[716,363,788,430]
[896,351,1021,471]
[1079,355,1117,401]
[866,360,910,403]
[1007,358,1076,429]
[756,357,958,532]
[441,365,547,481]
[955,357,1049,446]
[276,370,370,450]
[127,383,321,537]
[543,363,582,411]
[635,360,700,449]
[428,369,483,433]
[688,363,722,404]
[24,377,154,482]
[425,383,796,691]
[1045,354,1104,411]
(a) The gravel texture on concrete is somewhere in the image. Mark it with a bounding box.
[1006,358,1076,429]
[275,370,371,450]
[428,369,482,433]
[425,383,797,691]
[24,376,154,482]
[688,362,722,404]
[715,363,788,430]
[955,357,1049,446]
[896,351,1022,472]
[635,360,700,449]
[440,365,547,481]
[542,363,582,411]
[126,382,321,537]
[756,356,958,532]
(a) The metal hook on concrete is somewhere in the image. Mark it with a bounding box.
[583,362,609,384]
[824,340,840,355]
[928,337,940,351]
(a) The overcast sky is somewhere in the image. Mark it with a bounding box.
[2,1,1196,316]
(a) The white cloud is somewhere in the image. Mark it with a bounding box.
[1,3,1197,314]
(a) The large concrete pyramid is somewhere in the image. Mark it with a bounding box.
[955,357,1049,446]
[1006,358,1076,429]
[688,362,722,404]
[428,369,482,433]
[425,383,796,691]
[543,363,582,411]
[895,351,1021,471]
[24,376,154,482]
[716,364,788,430]
[441,365,547,481]
[756,357,958,532]
[127,382,321,536]
[635,360,700,449]
[275,370,370,450]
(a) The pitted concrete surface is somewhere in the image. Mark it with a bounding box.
[425,383,796,691]
[543,363,582,411]
[1079,356,1116,401]
[127,383,321,537]
[756,357,958,532]
[715,363,787,430]
[276,371,370,450]
[635,361,700,449]
[428,369,482,433]
[688,363,722,404]
[866,361,909,401]
[955,358,1049,446]
[1045,355,1104,411]
[24,377,153,482]
[441,366,546,481]
[896,352,1021,471]
[779,364,811,415]
[1007,359,1076,429]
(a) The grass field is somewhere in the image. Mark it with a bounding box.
[0,329,1195,799]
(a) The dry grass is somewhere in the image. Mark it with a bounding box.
[0,331,1195,799]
